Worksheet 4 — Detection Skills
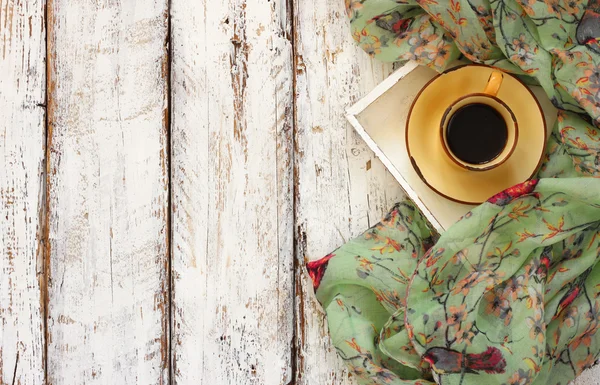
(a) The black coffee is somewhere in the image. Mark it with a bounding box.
[446,103,507,165]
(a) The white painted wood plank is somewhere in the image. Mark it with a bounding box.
[46,1,169,383]
[170,0,294,383]
[292,2,405,384]
[0,0,46,382]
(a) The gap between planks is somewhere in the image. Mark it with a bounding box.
[29,1,314,384]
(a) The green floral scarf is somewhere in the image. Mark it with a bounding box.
[307,0,600,384]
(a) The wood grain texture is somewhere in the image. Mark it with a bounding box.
[0,0,46,382]
[170,0,294,384]
[292,2,405,384]
[46,1,169,383]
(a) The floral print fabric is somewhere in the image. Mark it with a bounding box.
[308,0,600,384]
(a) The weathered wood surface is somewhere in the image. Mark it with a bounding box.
[45,0,169,383]
[170,0,294,384]
[0,0,46,382]
[291,1,405,384]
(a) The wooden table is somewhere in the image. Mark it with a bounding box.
[0,0,597,384]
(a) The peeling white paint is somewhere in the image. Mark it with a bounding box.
[45,1,169,383]
[0,0,46,383]
[170,0,294,384]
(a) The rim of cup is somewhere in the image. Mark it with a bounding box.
[439,93,519,172]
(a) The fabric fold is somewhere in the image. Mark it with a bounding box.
[309,0,600,384]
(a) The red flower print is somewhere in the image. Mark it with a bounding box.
[487,179,539,206]
[306,253,334,290]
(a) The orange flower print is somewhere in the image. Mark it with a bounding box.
[520,2,535,15]
[428,40,452,69]
[486,270,506,286]
[362,38,382,57]
[577,354,597,372]
[373,367,398,383]
[509,201,531,221]
[452,271,486,296]
[511,48,535,66]
[406,322,414,339]
[455,322,475,345]
[345,0,364,20]
[504,275,525,300]
[352,27,366,43]
[409,32,437,56]
[460,41,477,60]
[570,328,595,350]
[553,48,582,63]
[358,257,374,271]
[584,66,600,94]
[485,288,512,325]
[547,0,564,17]
[373,288,403,310]
[371,237,402,253]
[448,303,468,329]
[346,338,363,353]
[526,310,545,343]
[517,229,536,243]
[559,306,578,328]
[348,364,367,377]
[352,28,382,57]
[381,209,398,227]
[587,302,600,323]
[512,34,530,52]
[400,51,419,61]
[564,0,582,15]
[507,368,534,385]
[526,287,543,311]
[542,216,565,241]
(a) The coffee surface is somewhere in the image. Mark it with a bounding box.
[446,103,508,165]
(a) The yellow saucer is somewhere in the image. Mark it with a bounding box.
[406,65,546,205]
